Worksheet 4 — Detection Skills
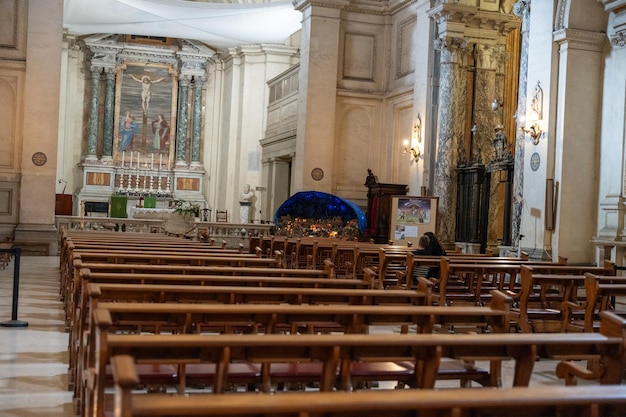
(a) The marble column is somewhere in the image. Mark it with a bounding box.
[511,0,531,248]
[86,67,101,159]
[102,68,116,158]
[175,75,190,165]
[190,77,204,164]
[472,44,500,164]
[433,36,469,246]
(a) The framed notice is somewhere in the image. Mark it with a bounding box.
[389,196,438,246]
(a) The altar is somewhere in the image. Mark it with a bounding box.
[129,207,175,220]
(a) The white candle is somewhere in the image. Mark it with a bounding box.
[167,158,170,171]
[159,154,163,170]
[129,151,133,169]
[151,153,154,170]
[122,151,125,167]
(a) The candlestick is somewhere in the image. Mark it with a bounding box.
[159,153,163,170]
[151,153,154,170]
[122,151,125,167]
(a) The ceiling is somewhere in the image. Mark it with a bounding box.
[63,0,303,51]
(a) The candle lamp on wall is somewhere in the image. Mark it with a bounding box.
[403,114,423,163]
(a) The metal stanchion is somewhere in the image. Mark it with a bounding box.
[1,247,28,327]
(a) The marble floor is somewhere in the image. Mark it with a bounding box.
[0,256,587,417]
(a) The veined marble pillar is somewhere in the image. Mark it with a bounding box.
[511,0,530,247]
[102,68,116,158]
[472,44,500,163]
[433,36,469,246]
[190,77,204,164]
[175,76,190,165]
[86,67,101,159]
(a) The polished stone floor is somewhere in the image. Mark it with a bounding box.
[0,256,587,417]
[0,256,72,417]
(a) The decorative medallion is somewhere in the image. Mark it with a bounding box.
[32,152,47,167]
[530,152,540,172]
[311,167,324,181]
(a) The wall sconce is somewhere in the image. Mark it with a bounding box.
[521,122,543,145]
[403,139,420,162]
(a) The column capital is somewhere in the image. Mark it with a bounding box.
[553,28,606,52]
[434,36,470,64]
[610,28,626,48]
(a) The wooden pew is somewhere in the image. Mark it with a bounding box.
[110,377,626,417]
[431,259,613,308]
[563,272,626,333]
[67,266,369,391]
[62,250,284,317]
[509,264,616,333]
[71,280,429,404]
[85,298,513,417]
[96,311,626,417]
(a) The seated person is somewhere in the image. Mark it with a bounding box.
[411,235,431,281]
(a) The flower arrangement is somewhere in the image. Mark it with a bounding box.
[173,200,200,218]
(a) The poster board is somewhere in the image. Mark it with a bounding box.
[389,196,438,246]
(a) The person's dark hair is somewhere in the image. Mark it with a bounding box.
[424,232,446,256]
[418,235,430,249]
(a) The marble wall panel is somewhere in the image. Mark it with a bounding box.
[0,74,16,168]
[0,0,26,61]
[396,16,417,79]
[343,32,376,82]
[334,100,381,194]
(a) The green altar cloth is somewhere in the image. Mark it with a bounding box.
[144,196,157,208]
[109,195,128,218]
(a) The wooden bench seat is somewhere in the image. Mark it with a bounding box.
[563,272,626,333]
[110,376,626,417]
[70,281,430,394]
[94,310,626,417]
[509,265,617,333]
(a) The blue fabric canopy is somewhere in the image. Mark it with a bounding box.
[274,191,366,231]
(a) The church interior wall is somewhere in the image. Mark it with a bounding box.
[517,0,557,259]
[3,0,626,265]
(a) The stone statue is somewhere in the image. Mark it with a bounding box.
[364,169,378,188]
[239,184,254,203]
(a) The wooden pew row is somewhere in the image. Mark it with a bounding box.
[62,250,285,318]
[509,265,621,333]
[70,281,430,398]
[84,298,513,417]
[93,310,626,417]
[366,253,540,290]
[66,259,338,329]
[67,261,346,333]
[59,230,234,279]
[67,265,364,393]
[110,378,626,417]
[563,272,626,333]
[428,260,615,308]
[62,246,278,297]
